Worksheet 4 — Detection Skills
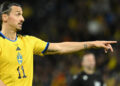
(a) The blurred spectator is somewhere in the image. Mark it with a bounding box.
[70,53,106,86]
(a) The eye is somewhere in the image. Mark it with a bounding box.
[16,13,21,16]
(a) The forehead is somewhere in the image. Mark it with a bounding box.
[83,54,95,61]
[10,6,23,13]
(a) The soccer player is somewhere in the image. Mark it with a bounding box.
[70,53,106,86]
[0,2,117,86]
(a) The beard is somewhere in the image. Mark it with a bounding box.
[16,24,23,31]
[16,22,23,31]
[16,27,22,31]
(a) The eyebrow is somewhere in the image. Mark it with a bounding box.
[15,11,23,14]
[16,11,21,12]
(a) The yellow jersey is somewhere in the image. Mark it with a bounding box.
[0,32,49,86]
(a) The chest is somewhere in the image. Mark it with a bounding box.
[0,40,33,65]
[81,75,102,86]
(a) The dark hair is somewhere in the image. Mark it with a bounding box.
[0,2,21,24]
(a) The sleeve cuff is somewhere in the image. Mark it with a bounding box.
[42,42,49,54]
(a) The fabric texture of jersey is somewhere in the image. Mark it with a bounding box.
[0,32,49,86]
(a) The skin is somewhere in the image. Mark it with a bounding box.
[82,53,96,74]
[1,6,24,40]
[0,80,6,86]
[0,5,117,85]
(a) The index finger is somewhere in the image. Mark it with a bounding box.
[104,41,117,44]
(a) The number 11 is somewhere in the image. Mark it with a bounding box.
[17,66,27,79]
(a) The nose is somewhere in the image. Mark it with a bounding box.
[21,16,25,22]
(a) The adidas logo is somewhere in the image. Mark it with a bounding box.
[16,47,21,51]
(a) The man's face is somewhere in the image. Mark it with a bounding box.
[3,6,24,31]
[82,54,96,70]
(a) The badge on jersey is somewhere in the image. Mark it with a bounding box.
[94,81,101,86]
[83,75,88,81]
[17,52,23,65]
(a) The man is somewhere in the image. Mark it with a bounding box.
[0,2,116,86]
[70,53,106,86]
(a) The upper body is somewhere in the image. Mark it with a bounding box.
[0,2,116,86]
[0,32,49,86]
[70,53,106,86]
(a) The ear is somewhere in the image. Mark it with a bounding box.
[2,14,8,22]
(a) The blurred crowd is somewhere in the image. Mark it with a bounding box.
[1,0,120,86]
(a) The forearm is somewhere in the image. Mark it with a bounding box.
[46,41,95,54]
[57,42,95,54]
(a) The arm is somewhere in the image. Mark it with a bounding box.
[45,41,117,55]
[0,80,6,86]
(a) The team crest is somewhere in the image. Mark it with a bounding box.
[17,52,23,65]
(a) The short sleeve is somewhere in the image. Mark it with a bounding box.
[30,36,49,56]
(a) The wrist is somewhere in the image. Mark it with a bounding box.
[87,41,96,48]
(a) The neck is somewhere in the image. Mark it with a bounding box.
[1,24,17,40]
[83,68,94,75]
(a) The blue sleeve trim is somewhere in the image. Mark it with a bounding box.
[42,42,49,54]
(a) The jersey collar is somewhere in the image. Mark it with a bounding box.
[0,32,17,42]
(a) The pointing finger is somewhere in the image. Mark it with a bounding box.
[104,41,117,44]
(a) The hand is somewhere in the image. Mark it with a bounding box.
[93,41,117,53]
[0,80,6,86]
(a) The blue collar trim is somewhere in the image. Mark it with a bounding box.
[0,32,17,42]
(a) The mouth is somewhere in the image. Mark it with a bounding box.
[18,22,23,27]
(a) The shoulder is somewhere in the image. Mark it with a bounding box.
[18,34,37,40]
[94,71,103,77]
[17,35,47,45]
[18,34,31,38]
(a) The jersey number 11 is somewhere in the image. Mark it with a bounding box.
[17,66,27,79]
